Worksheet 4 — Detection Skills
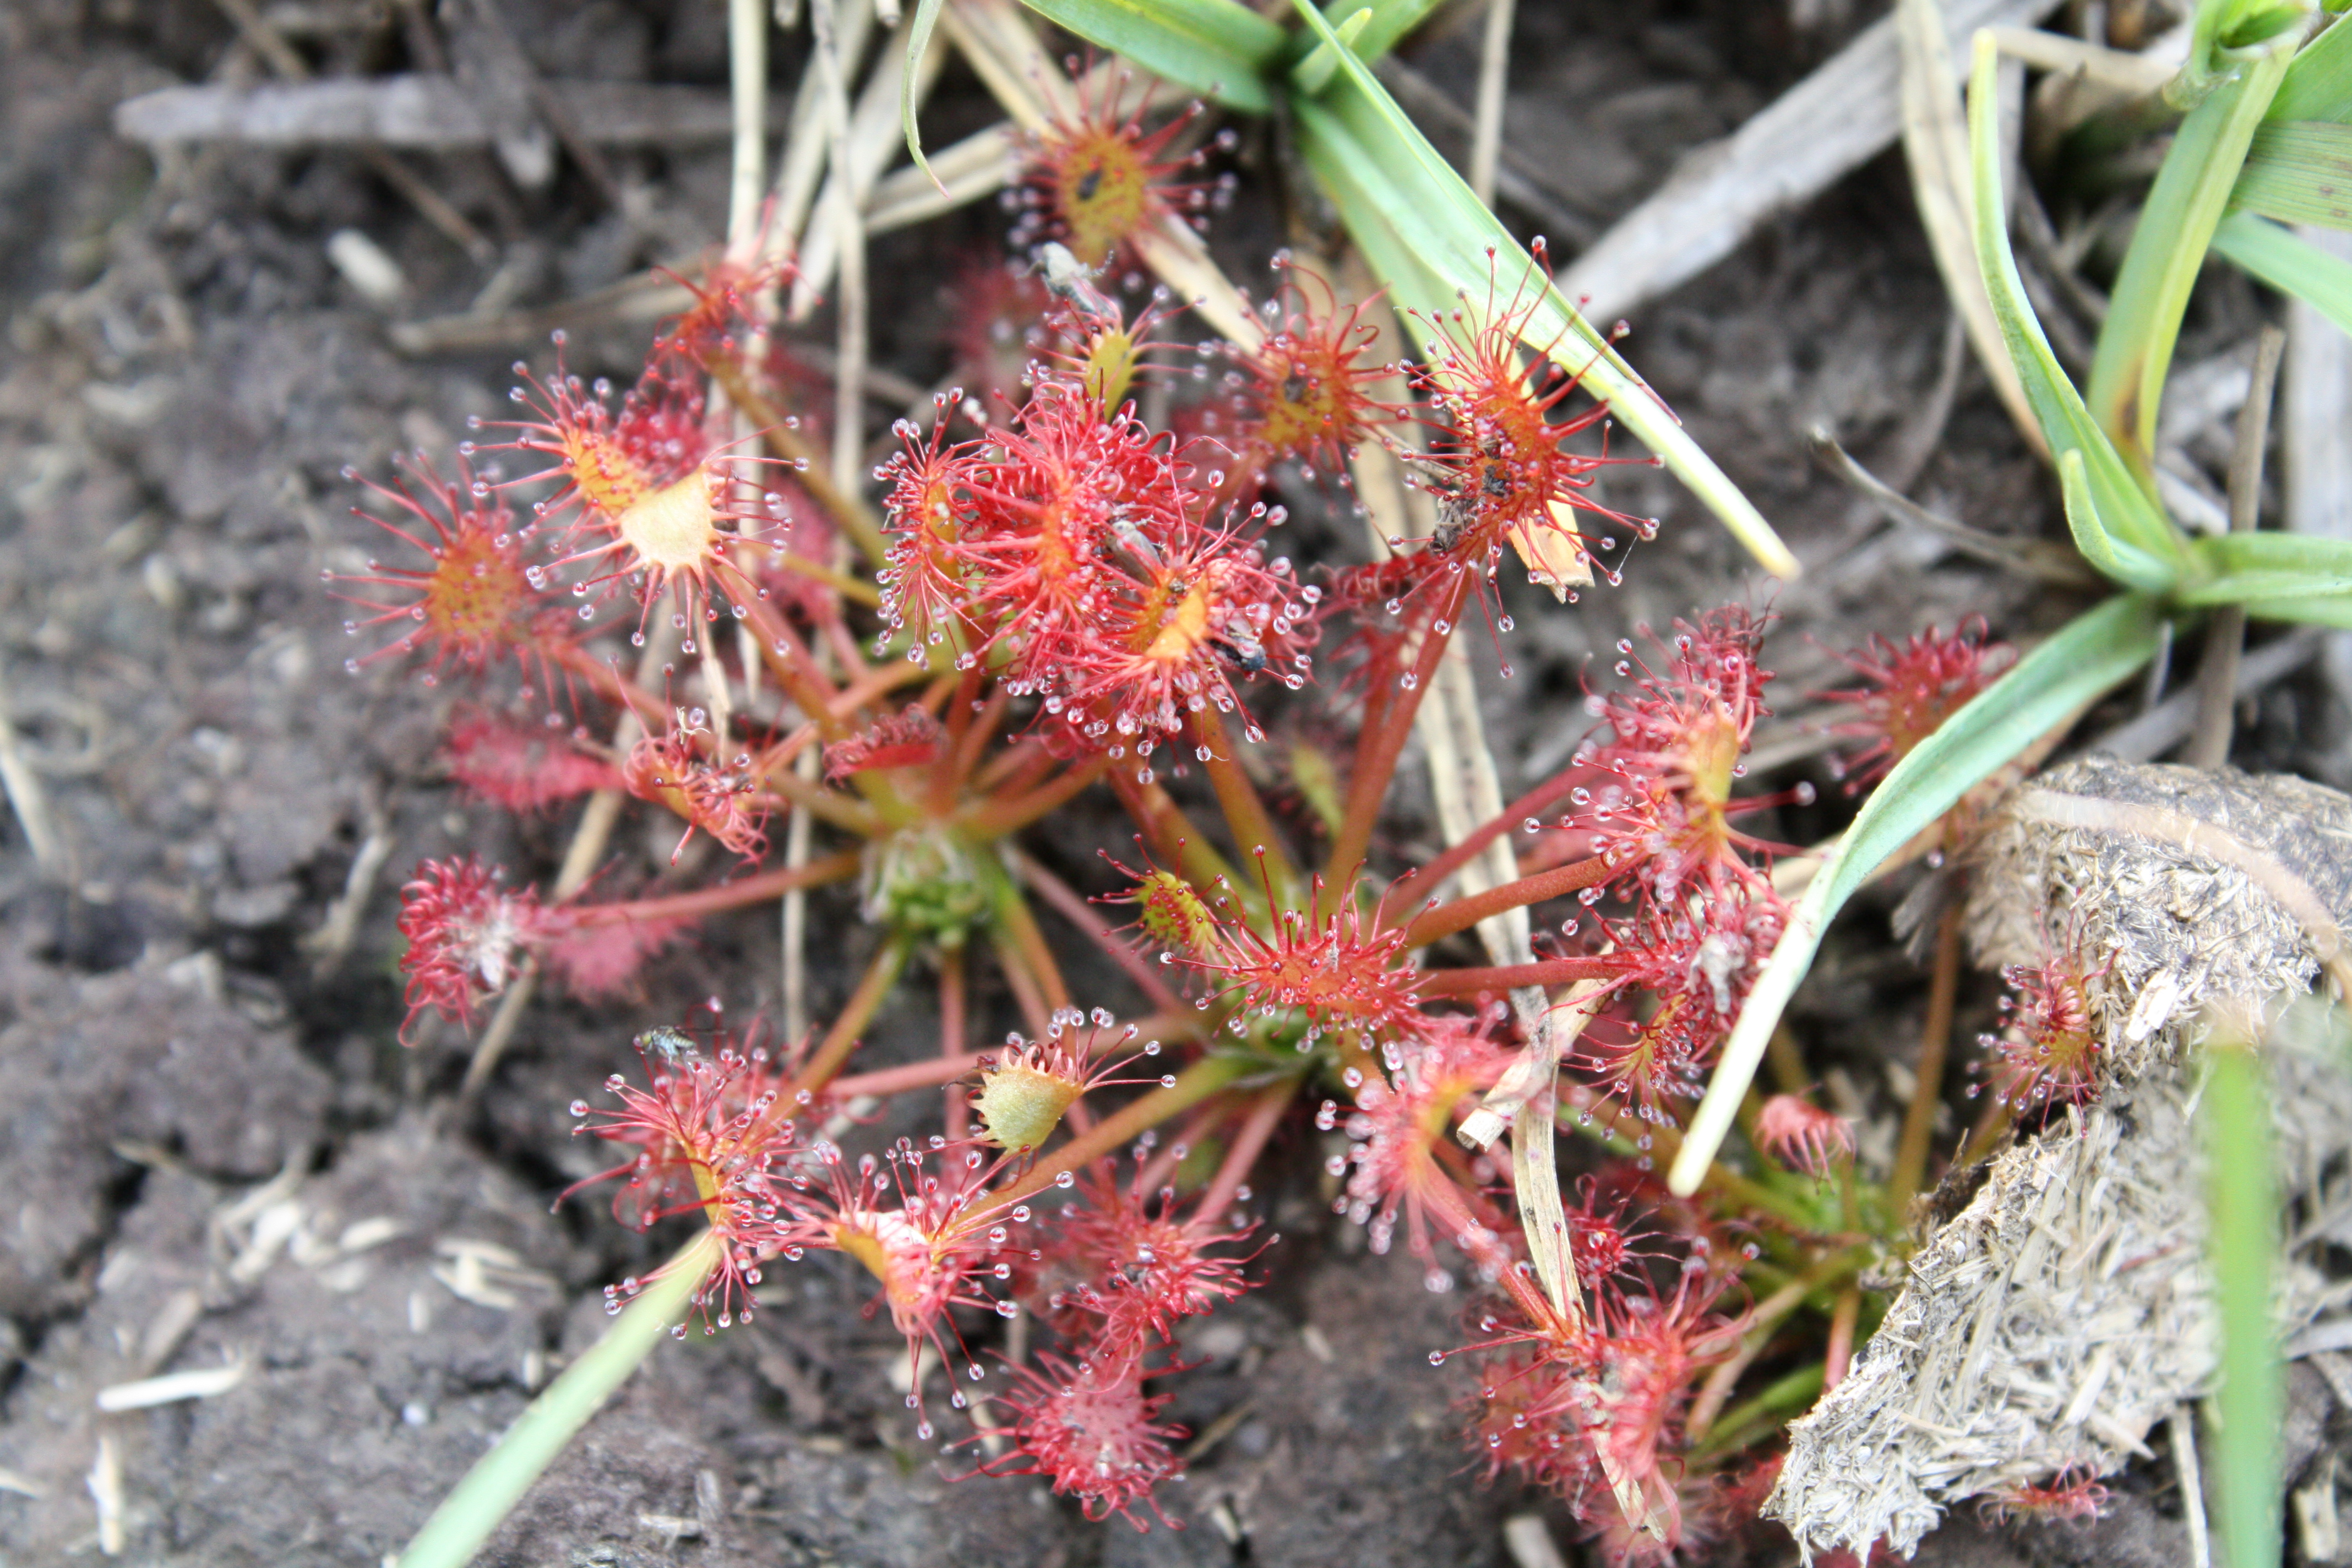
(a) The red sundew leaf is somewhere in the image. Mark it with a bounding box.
[621,730,770,864]
[541,915,691,1000]
[1754,1094,1855,1180]
[823,707,944,783]
[972,1351,1190,1529]
[333,452,557,680]
[394,855,552,1039]
[1815,616,2015,793]
[1010,72,1224,270]
[443,714,622,813]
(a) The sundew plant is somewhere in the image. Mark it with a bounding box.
[362,0,2352,1564]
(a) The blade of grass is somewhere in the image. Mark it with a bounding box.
[2244,592,2352,624]
[1313,0,1444,69]
[2084,0,2309,483]
[2202,1017,2280,1568]
[1669,591,2165,1195]
[1016,0,1282,110]
[2182,527,2352,601]
[1294,5,1374,96]
[2212,209,2352,333]
[1288,97,1466,320]
[2231,121,2352,228]
[396,1232,721,1568]
[1284,0,1800,579]
[2264,6,2352,122]
[1967,31,2185,570]
[2258,7,2352,126]
[2060,447,2184,589]
[900,0,948,186]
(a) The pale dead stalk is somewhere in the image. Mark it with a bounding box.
[1893,0,2044,456]
[782,742,819,1041]
[809,0,867,499]
[0,665,63,873]
[1468,0,1517,206]
[726,0,768,252]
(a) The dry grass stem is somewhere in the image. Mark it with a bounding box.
[1468,0,1515,207]
[789,17,948,317]
[1894,0,2045,456]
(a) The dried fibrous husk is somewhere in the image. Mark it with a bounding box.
[1964,757,2352,1079]
[1768,759,2352,1560]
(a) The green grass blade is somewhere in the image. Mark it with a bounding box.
[2084,2,2306,480]
[1293,4,1373,95]
[2183,530,2352,605]
[2245,591,2352,625]
[1966,34,2185,570]
[1668,592,2166,1195]
[1284,0,1800,579]
[397,1232,720,1568]
[1288,96,1456,313]
[2213,209,2352,332]
[2232,121,2352,227]
[1016,0,1282,111]
[2203,1030,2281,1568]
[902,0,949,186]
[2185,574,2352,603]
[2268,10,2352,122]
[1314,0,1444,67]
[2059,447,2182,590]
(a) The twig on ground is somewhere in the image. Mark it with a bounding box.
[2013,173,2111,330]
[1556,0,2056,324]
[1894,0,2045,455]
[305,791,395,977]
[0,666,63,874]
[388,271,694,355]
[1807,429,2103,586]
[861,121,1019,235]
[2278,225,2352,741]
[1878,311,1968,497]
[788,16,949,317]
[207,0,494,263]
[1888,903,1963,1218]
[2186,325,2286,769]
[810,0,868,498]
[1980,23,2180,92]
[467,0,625,207]
[2090,631,2318,758]
[113,78,766,150]
[726,0,768,246]
[1501,1513,1569,1568]
[781,744,818,1042]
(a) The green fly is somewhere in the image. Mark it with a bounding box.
[635,1026,698,1065]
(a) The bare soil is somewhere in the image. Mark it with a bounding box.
[3,1,2346,1564]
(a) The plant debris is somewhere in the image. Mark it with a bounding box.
[1772,757,2352,1558]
